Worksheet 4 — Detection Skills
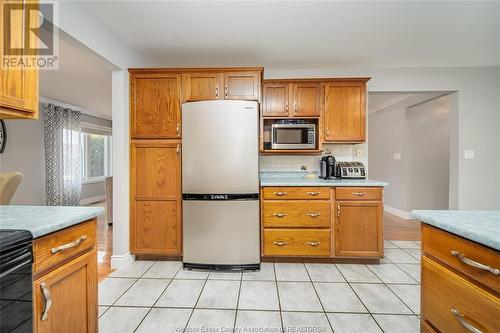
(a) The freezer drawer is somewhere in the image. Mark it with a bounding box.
[183,200,260,268]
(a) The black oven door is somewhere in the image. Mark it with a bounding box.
[0,235,33,333]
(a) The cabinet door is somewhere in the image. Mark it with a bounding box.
[292,83,321,117]
[262,83,289,117]
[324,82,366,141]
[0,0,39,119]
[131,74,181,138]
[130,140,182,255]
[223,72,260,100]
[335,201,383,257]
[34,251,97,333]
[184,73,220,101]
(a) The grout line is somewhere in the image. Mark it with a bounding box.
[272,263,285,333]
[233,271,244,333]
[304,263,336,333]
[183,270,210,333]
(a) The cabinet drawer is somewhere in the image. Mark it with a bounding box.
[263,229,330,257]
[34,220,96,275]
[262,187,330,200]
[423,224,500,293]
[263,201,330,228]
[335,187,382,201]
[422,256,500,333]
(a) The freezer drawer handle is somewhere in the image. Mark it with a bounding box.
[273,241,288,246]
[306,191,320,196]
[273,191,288,196]
[450,250,500,275]
[273,213,287,218]
[307,241,321,247]
[306,213,321,218]
[51,235,87,254]
[451,309,483,333]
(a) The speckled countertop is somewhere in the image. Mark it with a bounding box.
[0,206,104,238]
[412,210,500,251]
[260,171,388,187]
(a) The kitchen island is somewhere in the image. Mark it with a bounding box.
[260,171,387,262]
[412,210,500,333]
[0,205,103,333]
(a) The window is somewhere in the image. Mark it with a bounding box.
[81,132,112,183]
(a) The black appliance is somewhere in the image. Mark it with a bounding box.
[319,155,336,179]
[0,230,33,333]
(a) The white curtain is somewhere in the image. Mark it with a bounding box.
[43,103,82,206]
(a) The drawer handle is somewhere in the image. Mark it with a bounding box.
[451,308,483,333]
[307,241,321,247]
[337,203,341,217]
[306,191,320,196]
[352,192,367,197]
[451,250,500,275]
[273,213,287,218]
[51,235,88,254]
[273,191,288,196]
[273,241,288,246]
[41,282,52,321]
[306,213,321,218]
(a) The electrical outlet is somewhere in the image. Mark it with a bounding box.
[356,148,363,158]
[393,153,401,160]
[464,150,474,160]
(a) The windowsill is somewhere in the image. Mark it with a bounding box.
[82,178,106,185]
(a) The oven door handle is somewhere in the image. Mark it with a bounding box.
[0,253,32,279]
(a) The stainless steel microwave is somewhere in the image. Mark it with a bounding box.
[271,123,316,149]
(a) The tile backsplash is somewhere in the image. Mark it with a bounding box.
[259,143,368,172]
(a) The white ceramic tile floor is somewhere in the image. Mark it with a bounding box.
[99,240,421,332]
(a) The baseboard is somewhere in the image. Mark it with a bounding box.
[110,253,135,269]
[384,205,414,220]
[80,195,105,206]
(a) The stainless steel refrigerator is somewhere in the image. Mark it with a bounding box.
[182,100,260,271]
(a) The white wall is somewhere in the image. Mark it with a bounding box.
[0,105,46,205]
[369,96,450,212]
[265,67,500,210]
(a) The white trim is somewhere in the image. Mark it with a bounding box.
[384,205,414,220]
[80,194,105,206]
[80,121,112,135]
[110,253,135,269]
[82,178,105,185]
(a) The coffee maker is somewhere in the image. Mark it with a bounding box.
[319,155,336,179]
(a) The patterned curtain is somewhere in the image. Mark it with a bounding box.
[43,103,82,206]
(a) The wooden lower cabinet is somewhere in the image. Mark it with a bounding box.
[130,139,182,256]
[334,201,383,258]
[421,224,500,333]
[261,186,383,260]
[33,250,97,333]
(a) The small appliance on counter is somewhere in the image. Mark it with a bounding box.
[336,161,366,179]
[319,155,336,179]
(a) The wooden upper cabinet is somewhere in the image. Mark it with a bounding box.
[324,80,368,142]
[223,71,260,101]
[293,83,321,117]
[184,73,220,101]
[0,0,39,119]
[130,73,181,139]
[33,251,97,333]
[130,140,182,255]
[335,200,383,258]
[262,83,289,117]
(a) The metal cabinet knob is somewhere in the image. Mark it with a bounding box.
[273,192,287,196]
[307,241,320,247]
[273,241,288,246]
[273,213,287,218]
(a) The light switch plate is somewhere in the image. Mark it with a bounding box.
[393,153,401,160]
[464,150,474,159]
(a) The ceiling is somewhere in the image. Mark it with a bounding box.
[368,92,450,114]
[83,1,500,68]
[40,34,112,119]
